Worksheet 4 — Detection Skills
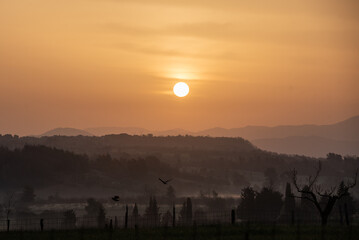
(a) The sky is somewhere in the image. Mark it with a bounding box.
[1,0,359,136]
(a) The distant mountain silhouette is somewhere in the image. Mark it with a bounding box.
[84,127,192,137]
[253,136,359,157]
[195,115,359,157]
[196,115,359,141]
[56,115,359,141]
[85,127,149,136]
[37,115,359,157]
[40,128,93,137]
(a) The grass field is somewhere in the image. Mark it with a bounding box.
[1,224,358,240]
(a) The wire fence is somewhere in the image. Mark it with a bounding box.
[0,209,357,232]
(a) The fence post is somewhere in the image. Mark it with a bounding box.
[231,209,235,225]
[108,219,113,240]
[296,219,301,240]
[40,218,44,231]
[192,220,197,240]
[344,203,350,226]
[135,224,139,240]
[339,205,343,225]
[109,219,113,231]
[271,222,276,240]
[216,224,222,240]
[244,221,250,240]
[125,205,128,229]
[291,210,295,225]
[173,205,176,227]
[114,216,118,229]
[7,219,10,232]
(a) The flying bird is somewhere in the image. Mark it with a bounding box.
[159,178,172,185]
[112,196,120,202]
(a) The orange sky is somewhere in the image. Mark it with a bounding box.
[1,0,359,135]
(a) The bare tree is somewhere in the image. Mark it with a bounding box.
[291,161,357,226]
[3,192,16,220]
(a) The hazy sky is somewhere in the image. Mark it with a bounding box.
[1,0,358,135]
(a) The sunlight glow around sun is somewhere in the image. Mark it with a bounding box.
[173,82,189,97]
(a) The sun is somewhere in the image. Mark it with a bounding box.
[173,82,189,97]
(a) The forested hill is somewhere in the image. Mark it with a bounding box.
[0,134,256,159]
[0,134,343,178]
[0,134,320,174]
[0,135,357,197]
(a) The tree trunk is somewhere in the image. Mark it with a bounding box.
[338,205,343,225]
[321,213,328,226]
[321,197,337,226]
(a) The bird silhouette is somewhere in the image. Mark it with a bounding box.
[112,196,120,202]
[159,178,172,184]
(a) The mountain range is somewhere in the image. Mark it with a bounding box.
[37,115,359,157]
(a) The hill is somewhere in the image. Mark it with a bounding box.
[36,115,359,157]
[197,115,359,141]
[85,127,149,136]
[253,136,359,157]
[196,116,359,157]
[40,128,93,137]
[42,115,359,141]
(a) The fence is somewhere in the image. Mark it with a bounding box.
[0,208,231,232]
[0,208,357,232]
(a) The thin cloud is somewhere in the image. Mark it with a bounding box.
[104,21,359,49]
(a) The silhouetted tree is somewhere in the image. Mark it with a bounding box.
[299,185,317,222]
[334,181,356,224]
[284,183,295,211]
[278,183,295,222]
[237,187,256,220]
[291,161,357,226]
[2,192,16,220]
[132,203,139,225]
[327,153,342,162]
[179,201,186,224]
[186,198,193,224]
[255,187,283,221]
[179,198,193,225]
[161,210,172,226]
[84,198,106,228]
[144,196,160,226]
[98,206,106,228]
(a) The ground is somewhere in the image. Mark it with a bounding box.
[1,224,358,240]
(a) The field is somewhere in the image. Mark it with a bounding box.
[1,224,358,240]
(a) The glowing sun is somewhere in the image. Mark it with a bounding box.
[173,82,189,97]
